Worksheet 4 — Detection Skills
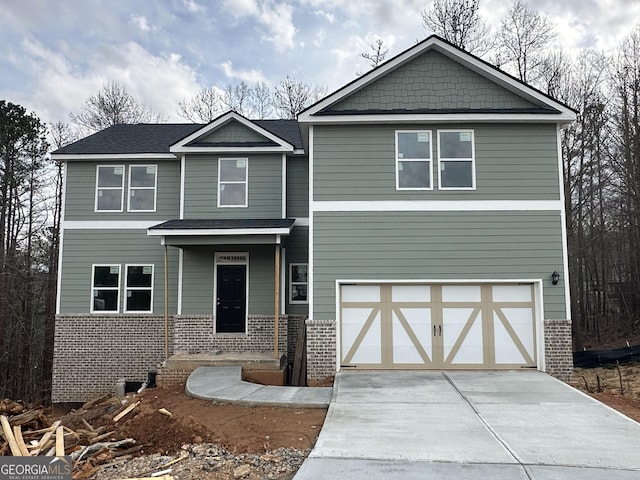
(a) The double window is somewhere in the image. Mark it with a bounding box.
[289,263,308,304]
[218,158,248,207]
[91,264,154,313]
[95,165,157,212]
[395,130,475,190]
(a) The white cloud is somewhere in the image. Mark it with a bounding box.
[223,0,297,51]
[220,61,267,84]
[182,0,204,13]
[130,14,152,32]
[314,9,335,23]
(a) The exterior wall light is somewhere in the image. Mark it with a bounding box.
[551,271,560,285]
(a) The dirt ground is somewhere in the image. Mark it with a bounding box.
[570,363,640,423]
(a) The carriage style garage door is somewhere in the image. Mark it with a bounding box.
[339,283,537,370]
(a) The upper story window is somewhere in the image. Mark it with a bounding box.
[218,158,248,207]
[95,166,124,212]
[396,131,432,190]
[128,165,157,211]
[91,265,120,313]
[438,130,475,190]
[125,265,154,313]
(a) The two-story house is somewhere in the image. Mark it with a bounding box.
[51,36,575,403]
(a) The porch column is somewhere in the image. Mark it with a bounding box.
[274,238,281,359]
[164,242,169,358]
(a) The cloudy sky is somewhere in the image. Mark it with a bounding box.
[1,0,639,126]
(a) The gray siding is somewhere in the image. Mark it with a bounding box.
[198,121,270,144]
[286,157,309,218]
[59,230,178,313]
[312,211,567,320]
[329,50,539,112]
[313,124,560,201]
[284,226,309,315]
[64,160,180,220]
[181,245,277,315]
[183,154,283,219]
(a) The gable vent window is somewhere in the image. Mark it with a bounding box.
[396,131,432,190]
[95,165,124,211]
[438,130,475,190]
[128,165,157,211]
[218,158,248,207]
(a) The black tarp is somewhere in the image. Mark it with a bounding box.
[573,345,640,368]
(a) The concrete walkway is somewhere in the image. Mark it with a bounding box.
[295,370,640,479]
[185,366,332,408]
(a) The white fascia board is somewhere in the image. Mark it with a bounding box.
[312,200,562,212]
[147,227,292,236]
[337,278,543,285]
[171,145,293,153]
[293,149,305,155]
[170,111,295,151]
[299,36,576,123]
[63,220,161,229]
[301,113,576,125]
[52,153,176,161]
[294,217,309,226]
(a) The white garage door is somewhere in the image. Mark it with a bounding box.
[340,283,537,369]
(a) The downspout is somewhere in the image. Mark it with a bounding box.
[164,241,169,359]
[274,238,280,359]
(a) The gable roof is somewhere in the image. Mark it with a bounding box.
[298,35,576,124]
[51,115,303,159]
[170,111,299,153]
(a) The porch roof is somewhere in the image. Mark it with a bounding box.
[147,218,295,245]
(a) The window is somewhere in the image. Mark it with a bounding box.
[95,166,124,211]
[91,265,120,312]
[289,264,308,304]
[218,158,248,207]
[128,165,157,211]
[396,131,432,190]
[438,130,475,190]
[125,265,154,312]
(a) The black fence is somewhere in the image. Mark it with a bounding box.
[573,345,640,368]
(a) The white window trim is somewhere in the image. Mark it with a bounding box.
[127,164,158,212]
[289,263,309,304]
[124,264,154,313]
[395,130,433,191]
[437,129,476,191]
[217,158,248,208]
[213,252,249,334]
[90,264,120,314]
[95,165,125,212]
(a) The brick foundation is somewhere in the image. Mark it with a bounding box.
[53,314,293,403]
[305,319,336,384]
[544,318,573,382]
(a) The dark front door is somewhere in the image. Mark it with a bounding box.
[216,264,247,333]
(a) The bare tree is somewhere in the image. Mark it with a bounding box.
[250,81,273,118]
[362,39,389,69]
[421,0,490,54]
[221,82,253,117]
[494,0,557,83]
[273,76,327,119]
[70,81,163,133]
[177,86,222,123]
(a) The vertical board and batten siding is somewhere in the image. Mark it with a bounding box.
[64,160,180,220]
[286,157,309,218]
[183,154,282,219]
[198,121,271,144]
[328,50,539,112]
[59,230,178,313]
[313,124,560,201]
[181,245,276,315]
[284,226,309,315]
[312,211,567,320]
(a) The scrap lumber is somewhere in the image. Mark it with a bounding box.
[12,426,30,456]
[31,420,61,456]
[113,401,140,422]
[158,408,172,417]
[55,426,65,456]
[0,415,21,456]
[119,477,174,480]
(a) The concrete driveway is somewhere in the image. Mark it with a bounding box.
[294,370,640,479]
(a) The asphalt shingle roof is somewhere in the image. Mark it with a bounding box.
[53,120,303,155]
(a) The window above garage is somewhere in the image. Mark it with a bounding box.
[438,129,475,190]
[395,130,432,190]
